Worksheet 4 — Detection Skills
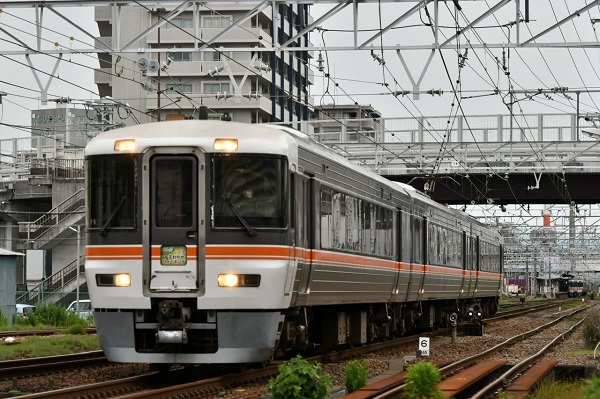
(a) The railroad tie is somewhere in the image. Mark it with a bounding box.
[502,360,558,399]
[438,360,508,399]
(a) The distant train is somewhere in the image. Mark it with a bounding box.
[567,279,590,297]
[84,120,503,366]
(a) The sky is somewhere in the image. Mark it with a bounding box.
[3,1,600,273]
[1,1,600,137]
[310,1,600,122]
[0,5,99,138]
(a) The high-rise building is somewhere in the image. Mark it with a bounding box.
[30,105,94,158]
[94,3,314,125]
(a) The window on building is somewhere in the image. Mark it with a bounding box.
[203,16,232,29]
[167,52,192,62]
[165,17,193,29]
[165,84,193,93]
[202,51,230,61]
[204,82,231,94]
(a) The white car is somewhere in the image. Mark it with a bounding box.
[67,300,93,319]
[15,304,36,319]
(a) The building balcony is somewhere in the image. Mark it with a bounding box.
[144,60,273,80]
[146,27,272,46]
[94,68,112,85]
[94,6,111,22]
[145,93,273,114]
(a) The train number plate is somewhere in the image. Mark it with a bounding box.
[160,246,188,266]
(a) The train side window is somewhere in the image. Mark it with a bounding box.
[374,206,393,256]
[320,187,332,247]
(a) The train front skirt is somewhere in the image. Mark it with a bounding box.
[94,310,285,364]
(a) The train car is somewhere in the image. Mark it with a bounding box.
[84,120,503,366]
[567,279,589,297]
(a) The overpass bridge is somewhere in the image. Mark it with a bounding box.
[305,112,600,206]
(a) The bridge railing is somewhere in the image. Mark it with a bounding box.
[329,140,600,175]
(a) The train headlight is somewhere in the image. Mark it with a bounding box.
[114,139,136,152]
[96,273,131,287]
[217,274,261,287]
[115,273,131,287]
[214,138,238,151]
[218,274,239,287]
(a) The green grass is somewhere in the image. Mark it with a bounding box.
[499,296,549,305]
[524,379,585,399]
[0,323,72,332]
[0,335,100,361]
[0,304,99,360]
[561,299,588,309]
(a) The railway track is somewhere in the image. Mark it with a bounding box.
[490,298,576,321]
[0,351,107,382]
[0,328,96,338]
[5,299,584,399]
[343,304,593,399]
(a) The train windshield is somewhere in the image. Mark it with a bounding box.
[86,155,137,232]
[212,155,287,230]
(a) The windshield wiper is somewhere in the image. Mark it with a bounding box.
[222,195,256,236]
[99,196,127,236]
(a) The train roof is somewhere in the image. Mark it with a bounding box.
[86,120,499,238]
[85,120,302,162]
[262,125,478,226]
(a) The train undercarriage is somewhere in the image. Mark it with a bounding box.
[276,298,498,358]
[108,297,498,366]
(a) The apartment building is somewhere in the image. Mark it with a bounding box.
[94,3,314,125]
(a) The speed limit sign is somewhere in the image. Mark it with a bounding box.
[419,337,430,356]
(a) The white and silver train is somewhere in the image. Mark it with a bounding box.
[84,120,503,366]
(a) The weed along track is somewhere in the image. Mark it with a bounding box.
[1,301,596,398]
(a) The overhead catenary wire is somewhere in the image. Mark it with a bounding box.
[0,2,596,213]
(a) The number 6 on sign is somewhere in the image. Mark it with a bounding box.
[419,337,430,356]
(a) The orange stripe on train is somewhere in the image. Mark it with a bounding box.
[86,245,502,280]
[86,246,143,257]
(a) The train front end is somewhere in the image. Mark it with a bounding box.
[84,121,296,365]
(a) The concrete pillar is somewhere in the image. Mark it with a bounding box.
[0,249,24,324]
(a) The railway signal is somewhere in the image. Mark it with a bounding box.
[465,304,484,336]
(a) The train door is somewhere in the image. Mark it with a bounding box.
[406,214,425,303]
[144,148,203,294]
[416,216,428,302]
[398,210,412,302]
[390,208,403,301]
[459,231,468,299]
[472,236,481,295]
[463,232,476,297]
[283,173,298,297]
[294,175,314,304]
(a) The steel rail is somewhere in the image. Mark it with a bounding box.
[470,317,587,399]
[366,305,591,399]
[12,301,584,399]
[0,327,96,338]
[0,351,107,381]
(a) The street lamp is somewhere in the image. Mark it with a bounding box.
[68,225,81,313]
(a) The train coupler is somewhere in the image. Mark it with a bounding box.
[156,328,188,344]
